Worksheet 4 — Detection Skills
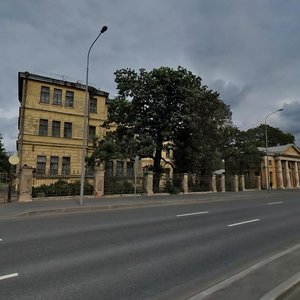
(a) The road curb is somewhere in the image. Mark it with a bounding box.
[260,272,300,300]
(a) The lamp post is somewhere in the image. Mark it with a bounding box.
[264,108,283,192]
[80,25,108,206]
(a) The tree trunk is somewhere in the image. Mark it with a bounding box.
[153,142,163,193]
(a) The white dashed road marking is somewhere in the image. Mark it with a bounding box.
[177,211,208,217]
[0,273,19,281]
[227,219,260,227]
[268,201,284,205]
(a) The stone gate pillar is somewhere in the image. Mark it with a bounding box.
[239,175,245,191]
[211,175,217,193]
[144,172,153,196]
[94,165,105,197]
[231,175,239,192]
[182,173,188,194]
[220,174,226,192]
[18,165,34,202]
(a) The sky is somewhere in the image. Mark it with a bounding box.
[1,0,300,152]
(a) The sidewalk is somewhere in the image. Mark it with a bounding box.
[189,243,300,300]
[1,190,299,299]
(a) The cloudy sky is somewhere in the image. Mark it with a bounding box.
[1,0,300,152]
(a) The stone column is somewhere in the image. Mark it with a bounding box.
[294,162,300,188]
[255,176,261,190]
[94,166,105,197]
[239,175,245,191]
[18,165,33,202]
[220,174,226,192]
[182,173,188,194]
[285,161,292,188]
[231,175,239,192]
[211,175,217,193]
[144,171,153,196]
[276,159,284,189]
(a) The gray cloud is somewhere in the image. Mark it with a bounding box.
[1,0,300,150]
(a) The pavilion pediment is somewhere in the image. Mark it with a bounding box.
[282,145,300,157]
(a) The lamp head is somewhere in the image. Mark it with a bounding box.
[101,26,108,33]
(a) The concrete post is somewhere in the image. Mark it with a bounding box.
[182,173,188,194]
[239,175,245,191]
[211,175,217,193]
[18,165,33,202]
[231,175,239,192]
[255,176,261,190]
[144,171,153,196]
[94,167,105,197]
[221,174,226,192]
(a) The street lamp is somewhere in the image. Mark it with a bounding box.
[80,25,108,206]
[264,108,283,192]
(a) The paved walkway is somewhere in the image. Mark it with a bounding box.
[1,190,299,299]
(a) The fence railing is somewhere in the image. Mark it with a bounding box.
[104,176,144,195]
[32,174,94,197]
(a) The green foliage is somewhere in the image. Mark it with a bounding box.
[246,124,295,147]
[221,126,262,175]
[94,66,232,188]
[104,179,135,194]
[0,134,9,173]
[32,180,93,197]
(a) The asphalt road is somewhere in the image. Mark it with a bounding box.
[0,192,299,299]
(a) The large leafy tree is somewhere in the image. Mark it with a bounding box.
[221,127,262,175]
[246,124,295,147]
[0,134,9,173]
[94,66,232,190]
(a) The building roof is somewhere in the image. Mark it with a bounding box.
[18,71,109,103]
[258,144,300,155]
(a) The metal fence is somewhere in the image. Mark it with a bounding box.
[244,175,257,189]
[104,176,144,195]
[154,173,183,194]
[188,174,211,192]
[32,174,94,197]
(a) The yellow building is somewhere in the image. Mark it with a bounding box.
[17,71,109,177]
[258,144,300,189]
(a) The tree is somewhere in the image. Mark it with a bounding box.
[246,124,295,147]
[221,127,262,175]
[94,66,232,190]
[0,134,9,173]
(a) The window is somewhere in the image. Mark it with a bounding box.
[127,161,134,176]
[39,119,48,136]
[65,91,74,107]
[62,157,71,175]
[88,126,96,141]
[52,121,61,137]
[89,98,97,113]
[36,156,46,175]
[53,89,62,105]
[40,86,50,103]
[116,161,123,177]
[50,156,59,176]
[105,161,113,176]
[64,122,72,138]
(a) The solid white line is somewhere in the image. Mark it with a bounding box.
[261,271,300,300]
[268,201,284,205]
[188,243,300,300]
[227,219,260,227]
[0,273,19,281]
[177,211,208,217]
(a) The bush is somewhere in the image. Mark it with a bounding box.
[32,180,93,197]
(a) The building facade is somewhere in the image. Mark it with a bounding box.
[17,71,109,177]
[258,144,300,189]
